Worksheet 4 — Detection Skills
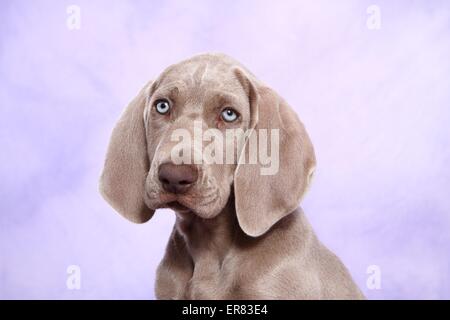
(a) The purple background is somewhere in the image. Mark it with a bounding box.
[1,0,449,299]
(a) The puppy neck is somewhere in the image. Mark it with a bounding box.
[174,197,238,264]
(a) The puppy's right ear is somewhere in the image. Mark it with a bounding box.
[99,81,155,223]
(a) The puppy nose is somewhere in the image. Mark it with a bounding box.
[158,163,198,194]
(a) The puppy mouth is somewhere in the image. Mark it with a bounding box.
[167,201,191,212]
[154,192,195,213]
[146,186,220,216]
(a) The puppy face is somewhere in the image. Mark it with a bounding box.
[143,57,252,218]
[100,53,315,237]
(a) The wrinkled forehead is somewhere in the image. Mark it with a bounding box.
[153,59,246,101]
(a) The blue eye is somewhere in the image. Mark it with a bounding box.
[221,108,239,122]
[155,99,170,115]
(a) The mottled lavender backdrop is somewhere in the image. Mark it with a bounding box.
[1,0,449,299]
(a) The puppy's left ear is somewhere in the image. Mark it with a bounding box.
[233,70,316,237]
[99,81,155,223]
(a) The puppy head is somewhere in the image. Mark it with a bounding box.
[100,53,315,236]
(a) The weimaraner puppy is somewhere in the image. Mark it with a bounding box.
[100,53,364,299]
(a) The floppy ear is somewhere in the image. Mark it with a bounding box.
[234,72,316,237]
[99,82,155,223]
